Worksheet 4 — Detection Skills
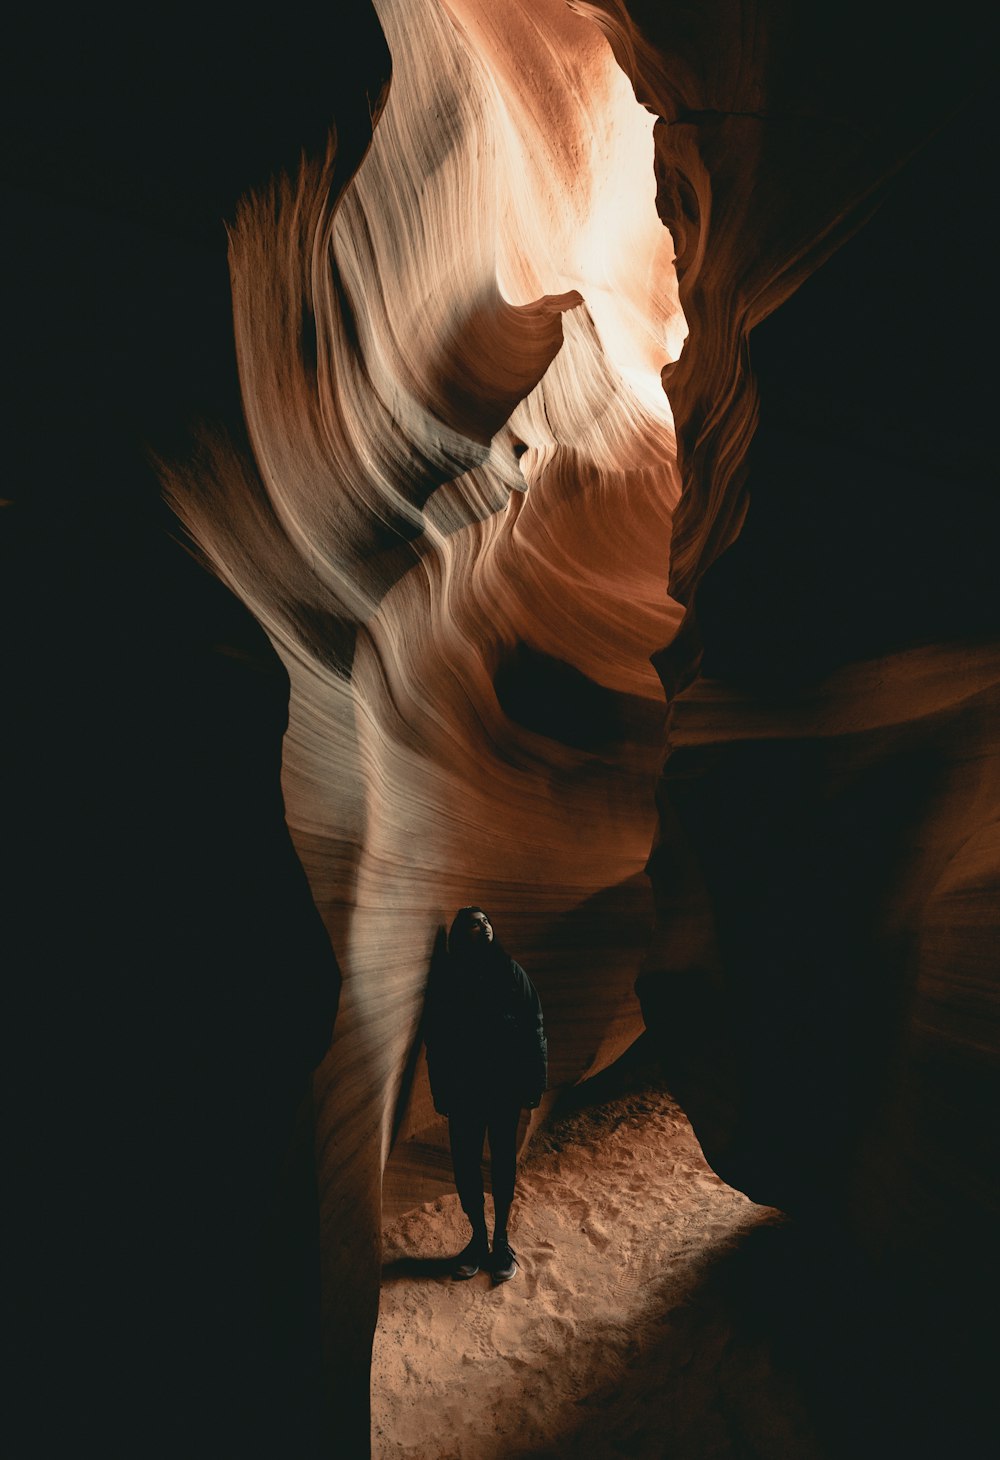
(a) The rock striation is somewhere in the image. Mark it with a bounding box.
[165,0,688,1441]
[8,0,997,1453]
[583,0,999,1291]
[164,0,998,1441]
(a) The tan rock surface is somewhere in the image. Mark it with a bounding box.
[150,0,996,1448]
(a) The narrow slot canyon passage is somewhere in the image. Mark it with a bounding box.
[6,0,997,1455]
[372,1045,985,1460]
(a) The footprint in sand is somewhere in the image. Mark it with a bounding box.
[525,1238,558,1267]
[508,1309,577,1358]
[527,1264,576,1315]
[580,1218,612,1252]
[542,1182,591,1223]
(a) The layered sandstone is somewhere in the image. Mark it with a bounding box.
[10,1,995,1454]
[163,0,997,1443]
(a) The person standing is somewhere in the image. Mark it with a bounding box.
[425,907,547,1283]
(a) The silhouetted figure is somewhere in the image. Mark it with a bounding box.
[425,907,547,1283]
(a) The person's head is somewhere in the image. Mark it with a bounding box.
[448,906,495,958]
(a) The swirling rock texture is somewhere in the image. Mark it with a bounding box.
[6,0,997,1455]
[179,0,998,1443]
[582,0,999,1293]
[166,0,687,1439]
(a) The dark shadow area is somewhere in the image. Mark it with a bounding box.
[544,1214,993,1460]
[641,731,951,1211]
[494,642,664,753]
[3,6,392,1456]
[696,82,999,689]
[535,1041,994,1459]
[381,1254,460,1283]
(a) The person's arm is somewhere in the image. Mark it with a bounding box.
[512,962,547,1108]
[424,945,453,1117]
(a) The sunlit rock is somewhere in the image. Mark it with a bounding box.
[584,0,999,1284]
[165,0,686,1439]
[151,0,998,1447]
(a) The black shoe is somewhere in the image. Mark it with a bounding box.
[451,1238,489,1280]
[490,1239,518,1284]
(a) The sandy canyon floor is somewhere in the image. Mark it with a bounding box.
[373,1061,984,1460]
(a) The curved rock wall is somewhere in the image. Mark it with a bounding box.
[165,0,687,1439]
[640,647,1000,1249]
[9,0,995,1451]
[583,0,999,1287]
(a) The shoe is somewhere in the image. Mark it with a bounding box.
[490,1239,518,1284]
[451,1238,489,1280]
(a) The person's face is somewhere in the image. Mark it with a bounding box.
[465,911,493,945]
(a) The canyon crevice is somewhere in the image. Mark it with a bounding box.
[5,2,997,1456]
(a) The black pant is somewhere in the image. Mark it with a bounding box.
[448,1100,522,1232]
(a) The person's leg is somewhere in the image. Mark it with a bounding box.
[486,1102,522,1280]
[448,1105,490,1276]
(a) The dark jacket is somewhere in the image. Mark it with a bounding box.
[425,946,547,1115]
